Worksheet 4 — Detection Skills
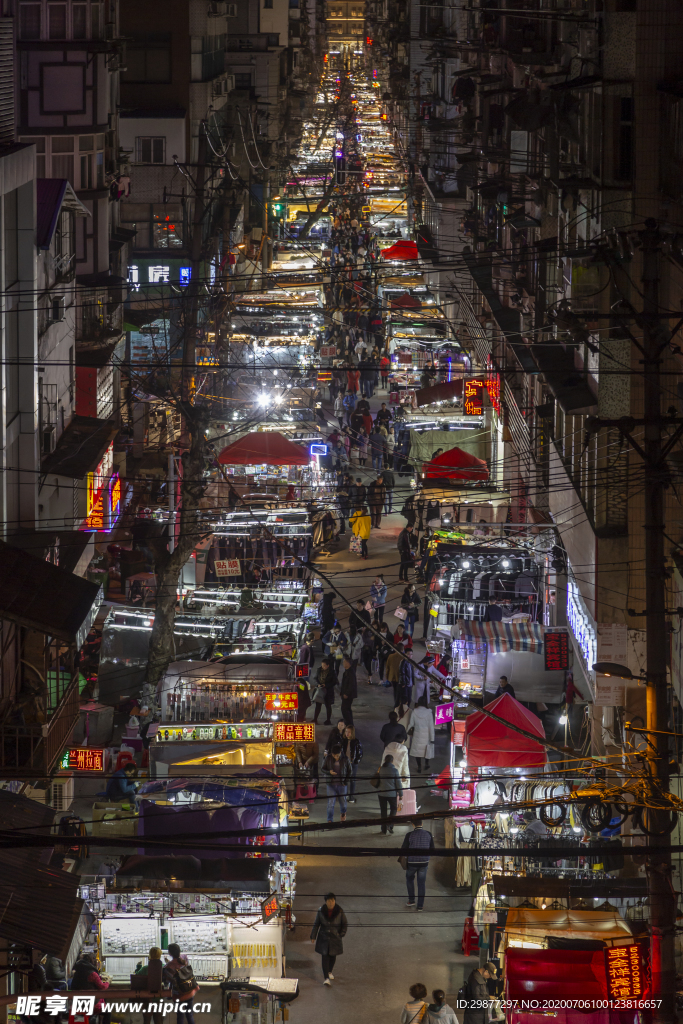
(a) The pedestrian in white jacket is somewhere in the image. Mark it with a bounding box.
[408,694,435,773]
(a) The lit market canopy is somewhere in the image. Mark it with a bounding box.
[504,908,633,947]
[457,620,544,653]
[424,446,489,482]
[464,692,547,768]
[218,432,311,466]
[381,240,419,260]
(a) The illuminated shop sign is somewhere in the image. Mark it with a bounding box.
[604,944,644,1000]
[60,748,104,771]
[567,578,596,673]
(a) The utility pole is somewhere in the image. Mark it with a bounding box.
[640,219,675,1024]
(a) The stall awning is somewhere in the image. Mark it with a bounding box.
[424,446,489,481]
[415,379,464,406]
[381,240,419,260]
[464,692,546,768]
[504,908,633,946]
[457,619,543,652]
[505,947,608,1001]
[218,431,311,466]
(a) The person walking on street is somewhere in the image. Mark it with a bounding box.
[313,658,337,725]
[380,710,407,746]
[408,694,435,772]
[310,893,348,986]
[350,505,371,560]
[382,467,395,512]
[322,745,351,822]
[339,656,357,724]
[398,524,414,581]
[463,964,496,1024]
[401,984,429,1024]
[342,724,363,802]
[370,574,387,624]
[400,583,421,637]
[368,476,385,528]
[376,753,403,833]
[401,819,435,911]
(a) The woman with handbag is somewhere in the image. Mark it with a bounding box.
[342,725,363,802]
[400,983,429,1024]
[400,584,421,638]
[312,658,337,725]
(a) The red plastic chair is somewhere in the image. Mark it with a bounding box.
[115,750,135,773]
[461,917,480,957]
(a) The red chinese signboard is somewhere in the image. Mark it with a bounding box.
[265,691,298,711]
[604,944,644,1000]
[544,631,569,671]
[61,748,104,771]
[274,723,315,743]
[296,663,310,679]
[261,894,280,923]
[464,378,485,416]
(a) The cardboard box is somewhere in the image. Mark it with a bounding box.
[91,802,138,838]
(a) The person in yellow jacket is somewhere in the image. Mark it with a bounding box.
[350,505,372,560]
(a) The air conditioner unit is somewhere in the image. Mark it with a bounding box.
[42,424,56,455]
[50,775,74,813]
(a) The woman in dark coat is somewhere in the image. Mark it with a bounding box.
[310,892,348,985]
[321,592,336,634]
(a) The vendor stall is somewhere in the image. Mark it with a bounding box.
[94,856,296,984]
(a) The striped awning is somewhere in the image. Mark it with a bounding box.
[457,620,544,653]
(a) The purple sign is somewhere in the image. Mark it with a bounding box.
[435,702,454,725]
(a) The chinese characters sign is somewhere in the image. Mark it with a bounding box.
[17,997,97,1017]
[261,894,280,923]
[215,559,241,577]
[265,692,298,711]
[604,944,643,1000]
[464,379,485,416]
[60,748,104,771]
[544,631,569,671]
[274,723,315,742]
[435,702,454,725]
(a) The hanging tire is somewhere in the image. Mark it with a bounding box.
[613,802,633,824]
[539,803,566,827]
[634,806,678,836]
[580,798,613,833]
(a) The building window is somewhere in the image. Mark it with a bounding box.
[51,137,75,181]
[73,4,87,39]
[120,203,184,250]
[19,137,46,176]
[264,0,273,7]
[48,4,67,38]
[122,32,172,83]
[234,72,252,89]
[19,3,41,38]
[91,3,102,38]
[136,137,166,164]
[266,33,278,44]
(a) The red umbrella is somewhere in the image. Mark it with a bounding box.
[381,240,419,260]
[217,431,310,466]
[423,445,489,481]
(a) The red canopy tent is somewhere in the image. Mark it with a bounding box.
[423,446,489,481]
[217,432,310,466]
[390,291,422,309]
[464,692,546,767]
[381,240,419,261]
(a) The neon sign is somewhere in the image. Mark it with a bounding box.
[464,379,485,416]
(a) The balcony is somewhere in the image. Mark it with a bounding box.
[0,673,81,778]
[191,46,226,82]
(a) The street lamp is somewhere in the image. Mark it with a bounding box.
[591,661,646,681]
